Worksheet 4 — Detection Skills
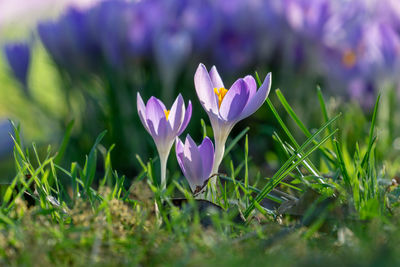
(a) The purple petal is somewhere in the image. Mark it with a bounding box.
[198,137,214,179]
[155,98,167,111]
[175,137,184,155]
[3,42,31,87]
[168,94,184,133]
[244,75,257,100]
[238,73,271,121]
[156,118,170,142]
[177,100,192,135]
[137,92,150,133]
[219,79,250,121]
[146,117,173,150]
[182,135,203,188]
[209,65,225,88]
[145,96,167,135]
[194,63,218,116]
[175,137,188,178]
[146,119,158,138]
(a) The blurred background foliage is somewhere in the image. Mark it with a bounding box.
[0,0,400,181]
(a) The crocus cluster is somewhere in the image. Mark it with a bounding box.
[28,0,400,107]
[36,0,276,77]
[279,0,400,107]
[3,0,399,178]
[138,63,271,195]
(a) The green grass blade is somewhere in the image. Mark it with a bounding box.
[224,127,250,157]
[276,89,310,135]
[243,113,340,218]
[54,120,74,164]
[317,86,330,124]
[83,130,107,189]
[201,119,207,139]
[244,128,338,219]
[334,140,351,188]
[255,72,335,166]
[361,95,380,168]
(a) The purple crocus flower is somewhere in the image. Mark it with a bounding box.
[137,93,192,190]
[194,63,271,187]
[3,42,31,89]
[176,135,214,195]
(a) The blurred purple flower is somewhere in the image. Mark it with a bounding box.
[194,63,271,186]
[176,135,214,195]
[154,28,192,102]
[137,93,192,189]
[283,0,331,39]
[181,0,216,51]
[213,0,276,73]
[348,78,376,109]
[33,0,400,110]
[38,7,101,75]
[370,22,400,70]
[213,29,256,74]
[3,42,31,89]
[90,0,164,68]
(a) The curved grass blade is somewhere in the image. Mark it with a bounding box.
[243,113,340,219]
[224,127,250,157]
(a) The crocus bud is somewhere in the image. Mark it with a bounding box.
[176,135,214,195]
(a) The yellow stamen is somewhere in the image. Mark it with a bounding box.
[164,110,170,121]
[342,49,357,68]
[214,87,228,109]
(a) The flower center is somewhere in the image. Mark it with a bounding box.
[342,49,357,68]
[214,87,228,109]
[164,110,170,121]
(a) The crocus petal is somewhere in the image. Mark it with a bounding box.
[168,94,184,133]
[175,137,189,179]
[137,92,150,133]
[209,65,225,88]
[156,118,170,142]
[155,98,167,111]
[198,137,214,179]
[194,63,218,116]
[244,75,257,100]
[177,100,192,135]
[238,72,271,121]
[4,43,31,87]
[148,118,173,155]
[219,78,250,121]
[182,135,203,188]
[145,96,166,134]
[175,137,184,155]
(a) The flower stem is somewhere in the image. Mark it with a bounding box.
[210,130,229,194]
[160,154,168,191]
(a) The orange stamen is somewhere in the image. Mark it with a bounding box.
[342,49,357,68]
[214,87,228,109]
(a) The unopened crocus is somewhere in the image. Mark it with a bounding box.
[194,63,271,187]
[3,42,31,90]
[176,135,214,195]
[137,93,192,190]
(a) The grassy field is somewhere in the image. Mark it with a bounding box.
[1,78,400,266]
